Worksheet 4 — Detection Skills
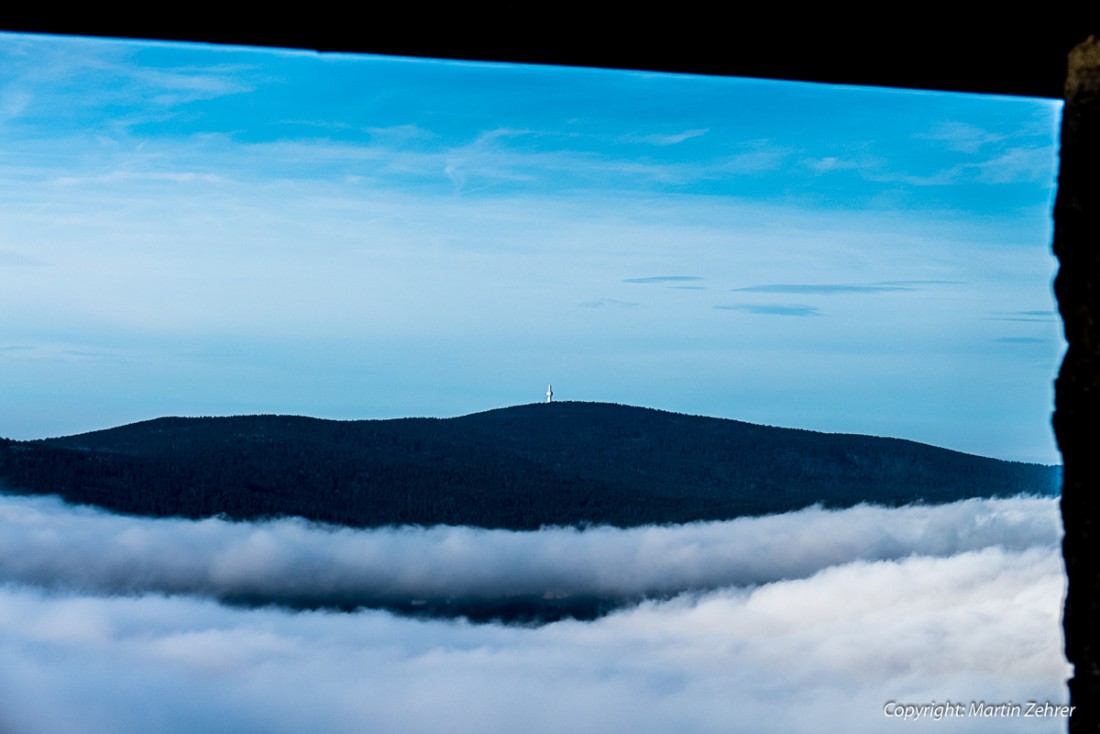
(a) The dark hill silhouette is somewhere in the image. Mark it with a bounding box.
[0,402,1059,530]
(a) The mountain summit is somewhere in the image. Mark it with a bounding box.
[0,402,1058,530]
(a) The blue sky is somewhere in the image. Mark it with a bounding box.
[0,32,1063,462]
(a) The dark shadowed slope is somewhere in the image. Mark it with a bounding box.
[0,402,1059,530]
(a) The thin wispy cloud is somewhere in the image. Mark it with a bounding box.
[51,171,225,187]
[0,249,43,267]
[716,146,789,174]
[136,66,255,107]
[623,276,703,284]
[866,147,1056,189]
[865,167,968,188]
[916,121,1007,154]
[730,283,913,294]
[578,298,639,309]
[803,155,875,174]
[431,135,716,194]
[715,304,822,317]
[0,87,31,123]
[365,123,436,143]
[987,311,1059,323]
[0,39,255,135]
[876,279,964,286]
[626,129,709,146]
[976,146,1058,185]
[0,342,131,364]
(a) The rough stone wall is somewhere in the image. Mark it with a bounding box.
[1054,36,1100,734]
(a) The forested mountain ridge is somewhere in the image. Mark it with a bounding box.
[0,402,1059,530]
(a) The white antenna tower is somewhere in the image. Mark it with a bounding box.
[546,384,553,403]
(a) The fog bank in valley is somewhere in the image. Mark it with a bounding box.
[0,493,1061,607]
[0,493,1069,733]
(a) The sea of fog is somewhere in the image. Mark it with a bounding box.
[0,493,1070,734]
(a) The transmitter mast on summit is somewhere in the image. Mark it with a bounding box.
[546,384,553,403]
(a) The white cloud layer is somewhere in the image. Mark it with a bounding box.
[0,493,1061,605]
[0,493,1071,733]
